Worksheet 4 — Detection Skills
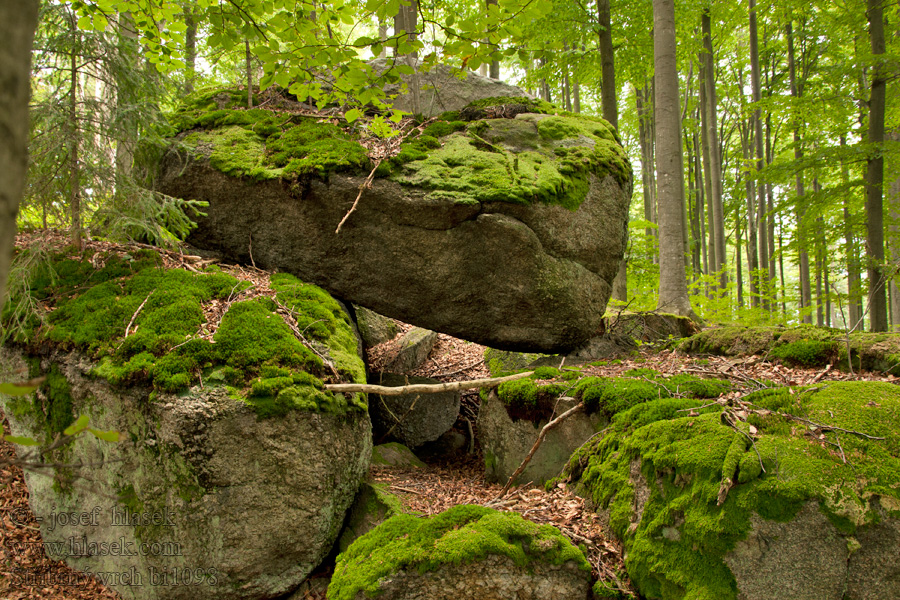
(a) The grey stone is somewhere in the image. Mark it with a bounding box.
[0,348,371,600]
[371,58,530,118]
[478,390,606,485]
[158,117,631,354]
[385,327,437,373]
[370,373,460,448]
[355,306,398,347]
[371,442,427,469]
[350,554,591,600]
[604,311,700,342]
[336,481,404,554]
[723,502,847,600]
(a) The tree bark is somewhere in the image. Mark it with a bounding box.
[184,6,197,94]
[597,0,617,129]
[245,40,253,108]
[866,0,887,331]
[0,0,39,310]
[786,21,812,323]
[701,6,726,290]
[69,11,82,251]
[653,0,695,318]
[749,0,768,307]
[487,0,499,78]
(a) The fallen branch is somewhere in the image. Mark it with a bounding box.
[326,371,533,395]
[335,160,382,234]
[124,291,153,339]
[496,402,585,498]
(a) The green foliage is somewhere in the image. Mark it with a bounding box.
[330,505,589,600]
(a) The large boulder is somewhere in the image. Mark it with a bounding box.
[329,505,592,600]
[158,95,632,353]
[0,251,372,600]
[559,382,900,600]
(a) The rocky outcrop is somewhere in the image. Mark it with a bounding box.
[329,505,592,600]
[479,389,605,485]
[0,253,372,600]
[337,481,405,554]
[370,373,460,448]
[371,58,531,118]
[372,442,427,468]
[158,97,632,353]
[559,382,900,600]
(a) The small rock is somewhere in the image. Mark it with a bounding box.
[372,442,427,469]
[355,306,398,347]
[385,328,437,373]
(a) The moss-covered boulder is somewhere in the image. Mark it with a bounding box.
[329,505,592,600]
[559,382,900,600]
[480,370,729,486]
[0,252,372,600]
[157,94,632,353]
[354,305,398,347]
[678,325,900,375]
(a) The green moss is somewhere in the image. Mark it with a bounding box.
[421,120,466,138]
[330,505,589,600]
[531,366,561,379]
[770,340,839,367]
[16,254,366,418]
[483,347,546,377]
[174,99,371,181]
[561,381,900,599]
[497,378,539,407]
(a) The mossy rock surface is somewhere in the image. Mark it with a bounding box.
[160,95,631,353]
[559,381,900,600]
[337,481,408,554]
[330,504,591,600]
[4,250,365,418]
[679,325,900,375]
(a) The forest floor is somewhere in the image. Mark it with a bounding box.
[3,234,898,599]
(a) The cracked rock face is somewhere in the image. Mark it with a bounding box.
[159,114,631,353]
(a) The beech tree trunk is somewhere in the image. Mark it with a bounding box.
[0,0,39,310]
[866,0,887,331]
[184,6,197,93]
[787,21,813,323]
[701,6,726,290]
[653,0,695,318]
[69,12,82,251]
[749,0,768,307]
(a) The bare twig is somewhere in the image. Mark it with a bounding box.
[496,402,585,498]
[434,358,485,378]
[335,160,382,234]
[326,371,533,395]
[124,290,153,338]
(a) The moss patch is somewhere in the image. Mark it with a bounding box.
[560,382,900,599]
[176,103,370,182]
[330,504,589,600]
[7,252,366,421]
[679,325,900,375]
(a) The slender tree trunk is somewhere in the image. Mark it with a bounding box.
[487,0,499,78]
[637,84,656,244]
[0,0,39,308]
[245,40,253,108]
[736,208,744,308]
[378,17,387,58]
[749,0,768,307]
[116,11,138,196]
[654,0,695,318]
[866,0,888,331]
[840,135,863,328]
[699,51,715,279]
[786,21,812,323]
[184,6,197,94]
[779,230,787,317]
[597,0,617,129]
[69,13,82,251]
[885,129,900,329]
[766,114,777,295]
[701,6,726,290]
[686,128,701,277]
